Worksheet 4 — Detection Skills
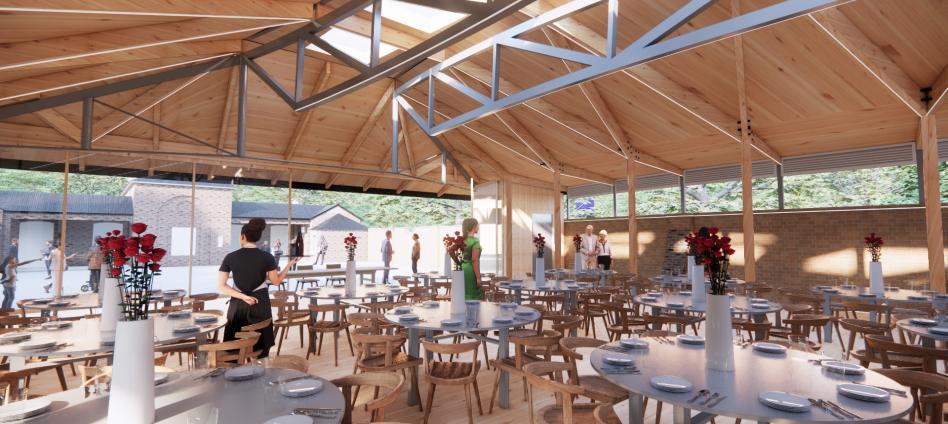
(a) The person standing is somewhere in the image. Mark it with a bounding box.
[596,230,612,270]
[410,234,421,275]
[7,239,18,262]
[42,240,53,279]
[461,218,483,300]
[380,230,393,283]
[86,242,102,293]
[1,256,18,310]
[315,236,328,266]
[579,225,598,270]
[273,240,283,266]
[218,218,300,359]
[44,241,76,294]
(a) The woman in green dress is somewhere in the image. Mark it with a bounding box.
[460,218,482,300]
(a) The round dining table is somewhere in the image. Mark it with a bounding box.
[496,278,594,314]
[297,284,407,321]
[382,300,541,410]
[7,367,344,423]
[633,292,783,337]
[21,291,187,315]
[0,313,226,370]
[895,317,948,348]
[811,286,948,340]
[592,338,913,424]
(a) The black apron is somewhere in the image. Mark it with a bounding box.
[224,288,274,357]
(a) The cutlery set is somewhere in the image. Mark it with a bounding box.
[193,368,225,380]
[848,381,907,397]
[690,390,727,407]
[809,398,861,419]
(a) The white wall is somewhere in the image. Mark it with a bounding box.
[17,221,54,271]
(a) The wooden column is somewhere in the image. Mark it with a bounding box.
[187,163,196,295]
[504,180,513,278]
[287,172,293,263]
[920,115,945,291]
[627,155,638,273]
[553,170,562,269]
[734,0,756,282]
[54,153,70,297]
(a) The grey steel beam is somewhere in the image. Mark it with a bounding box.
[427,74,436,128]
[245,57,297,105]
[0,55,238,120]
[305,33,370,73]
[391,96,400,173]
[776,164,785,209]
[370,0,383,68]
[295,38,306,101]
[237,59,248,157]
[679,176,686,213]
[606,0,618,57]
[396,0,494,14]
[80,98,93,150]
[93,100,234,156]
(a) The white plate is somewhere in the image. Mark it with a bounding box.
[649,376,692,393]
[263,415,311,424]
[619,339,649,349]
[0,398,52,422]
[678,291,692,296]
[364,292,380,297]
[223,365,264,381]
[505,283,523,288]
[821,289,839,294]
[280,379,324,398]
[327,293,343,297]
[858,293,877,298]
[493,317,513,324]
[751,303,771,309]
[603,356,634,366]
[0,332,30,342]
[666,302,685,308]
[822,361,865,375]
[41,321,71,329]
[167,310,192,318]
[47,301,71,307]
[440,319,462,326]
[172,324,201,333]
[837,383,890,403]
[154,372,170,386]
[193,315,218,323]
[758,391,810,412]
[908,295,930,301]
[515,310,535,316]
[499,302,518,309]
[640,297,657,302]
[393,306,412,314]
[750,298,768,303]
[752,342,787,354]
[30,299,53,304]
[929,327,948,335]
[398,314,420,322]
[839,285,857,289]
[422,301,440,308]
[18,340,56,351]
[647,292,663,297]
[676,335,705,345]
[910,318,938,327]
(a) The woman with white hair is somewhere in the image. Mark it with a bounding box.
[596,230,612,270]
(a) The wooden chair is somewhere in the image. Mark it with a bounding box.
[559,337,627,405]
[306,303,353,366]
[731,320,773,342]
[351,333,424,412]
[188,293,219,312]
[594,403,622,424]
[523,361,596,424]
[771,314,844,352]
[864,334,946,374]
[239,318,272,359]
[0,364,70,404]
[197,332,259,368]
[332,372,405,424]
[268,355,308,373]
[642,314,702,335]
[421,340,483,424]
[488,330,562,413]
[874,369,948,424]
[837,318,889,362]
[579,293,611,338]
[603,302,646,341]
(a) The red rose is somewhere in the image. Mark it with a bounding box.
[150,248,167,262]
[140,234,157,247]
[136,254,149,263]
[108,239,122,250]
[727,249,736,255]
[111,230,121,236]
[709,227,719,235]
[113,257,126,267]
[131,223,147,234]
[124,247,138,257]
[110,268,121,276]
[141,245,153,253]
[149,263,161,272]
[703,239,713,247]
[125,239,139,249]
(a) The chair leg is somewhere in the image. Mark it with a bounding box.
[412,367,423,412]
[488,369,501,414]
[276,328,285,356]
[344,327,354,355]
[464,383,474,424]
[317,332,325,355]
[656,400,664,424]
[333,332,339,367]
[298,325,304,348]
[56,366,68,391]
[423,383,436,424]
[472,379,484,415]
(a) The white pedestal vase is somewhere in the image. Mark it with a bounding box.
[691,263,707,304]
[345,260,357,297]
[443,253,452,276]
[869,261,884,295]
[534,257,546,284]
[451,270,466,315]
[99,277,123,344]
[686,256,695,282]
[97,264,108,302]
[705,294,735,372]
[574,252,583,274]
[107,318,155,424]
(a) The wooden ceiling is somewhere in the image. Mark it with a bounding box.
[0,0,946,197]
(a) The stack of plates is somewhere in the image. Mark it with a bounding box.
[679,291,692,296]
[647,292,663,297]
[751,302,771,309]
[750,298,768,303]
[929,327,948,336]
[422,301,439,308]
[499,302,518,309]
[640,296,657,302]
[908,295,931,301]
[666,302,685,308]
[172,324,200,333]
[886,287,900,291]
[619,338,649,349]
[41,321,71,330]
[821,361,865,375]
[224,365,264,381]
[30,298,53,305]
[280,378,324,398]
[758,391,810,412]
[752,342,787,354]
[837,383,890,403]
[47,301,71,307]
[858,293,878,298]
[602,356,635,367]
[676,335,705,345]
[0,332,30,343]
[168,310,192,318]
[18,340,56,351]
[649,376,692,393]
[193,315,218,324]
[398,314,420,322]
[465,300,480,305]
[393,306,412,314]
[0,398,52,421]
[910,318,938,327]
[505,282,522,288]
[840,285,857,289]
[327,293,343,297]
[515,310,535,317]
[493,317,513,324]
[822,288,840,294]
[440,319,462,326]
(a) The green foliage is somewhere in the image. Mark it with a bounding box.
[0,169,128,195]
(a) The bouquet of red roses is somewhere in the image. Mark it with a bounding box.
[572,234,582,251]
[533,233,546,258]
[692,227,735,295]
[96,223,165,321]
[684,232,701,258]
[443,232,465,271]
[344,233,358,262]
[864,233,883,262]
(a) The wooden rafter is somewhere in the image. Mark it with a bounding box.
[216,66,240,150]
[284,62,333,159]
[0,1,313,19]
[809,8,926,117]
[35,109,81,143]
[324,81,394,189]
[928,65,948,115]
[734,0,756,282]
[152,104,161,150]
[398,107,417,176]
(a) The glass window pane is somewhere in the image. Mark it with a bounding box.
[567,193,614,219]
[616,187,682,216]
[784,164,918,208]
[685,181,743,213]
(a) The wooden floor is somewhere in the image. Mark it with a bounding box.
[21,299,859,424]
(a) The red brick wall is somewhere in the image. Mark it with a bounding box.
[564,207,945,290]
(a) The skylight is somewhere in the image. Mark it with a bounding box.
[364,0,466,34]
[306,28,399,65]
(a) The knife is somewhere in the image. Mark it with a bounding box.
[268,375,314,386]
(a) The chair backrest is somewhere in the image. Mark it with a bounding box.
[308,303,348,321]
[348,312,382,334]
[874,369,948,424]
[783,314,832,334]
[198,333,259,368]
[421,340,479,381]
[559,336,606,384]
[511,330,562,365]
[545,314,584,334]
[865,334,948,373]
[352,333,407,368]
[0,316,46,328]
[332,372,405,424]
[523,361,586,424]
[240,318,273,332]
[269,354,309,373]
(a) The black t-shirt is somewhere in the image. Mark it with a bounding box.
[219,248,278,294]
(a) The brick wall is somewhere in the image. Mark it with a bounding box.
[2,212,129,266]
[564,207,947,290]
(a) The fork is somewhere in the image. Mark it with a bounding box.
[824,400,861,419]
[699,392,720,406]
[808,398,845,419]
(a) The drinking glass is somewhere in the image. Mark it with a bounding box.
[788,334,810,352]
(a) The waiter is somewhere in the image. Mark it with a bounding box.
[217,218,299,358]
[579,225,598,270]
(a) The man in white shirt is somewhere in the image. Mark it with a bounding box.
[380,230,393,283]
[579,225,598,270]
